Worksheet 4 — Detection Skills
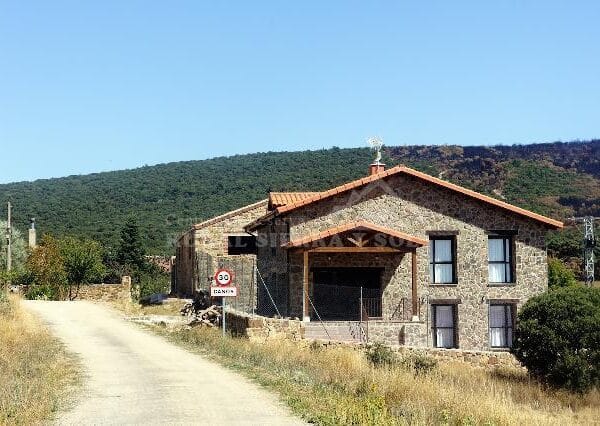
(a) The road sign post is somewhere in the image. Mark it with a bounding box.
[213,269,235,337]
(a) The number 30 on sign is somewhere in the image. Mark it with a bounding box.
[214,269,233,286]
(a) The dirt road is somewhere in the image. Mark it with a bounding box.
[23,300,304,426]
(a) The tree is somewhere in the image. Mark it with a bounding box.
[59,236,106,300]
[25,235,67,300]
[0,221,28,272]
[548,257,578,288]
[512,286,600,392]
[116,218,146,272]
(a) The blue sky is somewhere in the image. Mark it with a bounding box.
[1,1,598,183]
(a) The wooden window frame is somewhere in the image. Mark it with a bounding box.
[429,236,457,284]
[489,303,516,349]
[488,235,515,284]
[431,304,458,349]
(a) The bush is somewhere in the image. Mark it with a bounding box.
[26,235,68,300]
[512,286,600,392]
[25,284,59,300]
[136,268,171,301]
[548,257,578,288]
[366,342,397,367]
[400,352,438,375]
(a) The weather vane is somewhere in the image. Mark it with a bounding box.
[367,137,383,165]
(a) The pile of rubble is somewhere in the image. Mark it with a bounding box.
[180,291,222,327]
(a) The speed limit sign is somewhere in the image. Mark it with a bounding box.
[214,269,233,287]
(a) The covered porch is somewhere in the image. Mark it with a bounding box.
[283,220,427,322]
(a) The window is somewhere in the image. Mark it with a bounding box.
[489,304,515,348]
[432,304,457,348]
[227,235,257,255]
[429,237,456,284]
[488,236,513,283]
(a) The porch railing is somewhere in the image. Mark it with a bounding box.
[361,297,382,318]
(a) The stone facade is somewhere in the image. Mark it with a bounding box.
[255,172,554,351]
[173,200,268,313]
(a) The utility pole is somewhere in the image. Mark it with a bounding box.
[6,202,12,271]
[567,216,598,286]
[583,216,596,286]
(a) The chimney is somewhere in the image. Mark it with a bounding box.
[369,162,385,175]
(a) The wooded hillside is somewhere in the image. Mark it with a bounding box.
[0,140,598,254]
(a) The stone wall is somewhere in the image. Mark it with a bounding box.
[174,231,196,296]
[363,321,429,347]
[256,172,551,351]
[173,200,268,298]
[225,309,304,342]
[194,200,268,257]
[256,219,290,316]
[74,282,131,302]
[395,346,523,369]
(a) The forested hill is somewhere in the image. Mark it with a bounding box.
[0,140,598,254]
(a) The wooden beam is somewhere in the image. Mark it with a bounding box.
[307,246,403,253]
[411,250,418,320]
[303,250,309,321]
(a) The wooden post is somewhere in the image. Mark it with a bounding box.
[411,250,418,321]
[303,250,310,321]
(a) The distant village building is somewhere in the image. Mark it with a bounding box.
[173,159,563,351]
[172,200,268,312]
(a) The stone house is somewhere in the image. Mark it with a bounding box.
[245,162,563,351]
[172,199,268,312]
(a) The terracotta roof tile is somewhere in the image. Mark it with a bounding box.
[269,192,321,209]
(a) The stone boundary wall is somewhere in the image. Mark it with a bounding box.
[74,282,131,302]
[308,339,521,370]
[225,310,304,341]
[224,310,520,369]
[396,346,522,369]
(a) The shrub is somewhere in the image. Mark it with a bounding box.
[26,235,68,300]
[548,257,578,288]
[58,236,106,300]
[136,268,171,301]
[25,284,59,300]
[366,342,397,367]
[400,352,438,375]
[512,286,600,392]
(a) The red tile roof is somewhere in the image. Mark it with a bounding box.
[260,165,562,229]
[284,220,428,248]
[268,192,321,210]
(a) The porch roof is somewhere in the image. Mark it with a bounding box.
[283,220,428,252]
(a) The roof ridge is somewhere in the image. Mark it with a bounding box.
[193,198,268,231]
[257,165,563,229]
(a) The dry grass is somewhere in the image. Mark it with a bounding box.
[0,294,79,425]
[109,297,185,316]
[155,325,600,425]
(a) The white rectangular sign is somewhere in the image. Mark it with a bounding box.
[210,286,237,297]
